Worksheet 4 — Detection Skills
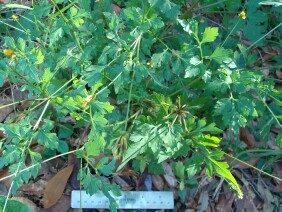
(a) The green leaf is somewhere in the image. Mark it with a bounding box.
[194,135,221,147]
[173,161,185,179]
[36,130,59,150]
[152,93,172,118]
[93,101,114,114]
[208,158,243,199]
[83,173,100,195]
[178,19,198,35]
[148,0,180,20]
[58,124,73,139]
[201,27,218,43]
[0,196,30,212]
[207,47,233,63]
[57,140,69,153]
[0,4,33,10]
[17,38,26,51]
[117,121,162,171]
[49,27,63,46]
[185,154,204,178]
[0,61,7,87]
[85,140,102,157]
[98,159,116,176]
[4,37,15,49]
[92,112,108,131]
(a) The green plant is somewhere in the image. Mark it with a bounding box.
[0,0,281,211]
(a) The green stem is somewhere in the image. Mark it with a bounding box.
[168,77,201,97]
[220,18,240,47]
[124,35,142,131]
[0,149,80,182]
[49,0,84,53]
[3,100,50,212]
[262,98,282,127]
[242,22,282,54]
[225,152,282,182]
[192,0,227,12]
[97,0,108,28]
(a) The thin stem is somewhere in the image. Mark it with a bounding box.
[97,0,108,28]
[0,149,80,183]
[262,98,282,127]
[3,100,50,211]
[193,34,203,62]
[192,0,227,12]
[242,22,282,54]
[168,77,201,97]
[220,18,240,47]
[124,35,142,131]
[225,152,282,182]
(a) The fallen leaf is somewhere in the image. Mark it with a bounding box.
[196,190,209,212]
[144,174,152,191]
[272,161,282,184]
[152,175,164,191]
[43,165,74,208]
[12,197,39,212]
[276,70,282,79]
[0,182,7,196]
[0,168,11,190]
[111,3,121,14]
[112,175,129,188]
[19,179,47,196]
[0,98,14,122]
[162,161,176,187]
[272,184,282,193]
[185,196,197,209]
[215,191,235,212]
[69,156,80,190]
[239,127,256,149]
[233,158,260,169]
[260,69,269,76]
[257,180,276,212]
[41,195,70,212]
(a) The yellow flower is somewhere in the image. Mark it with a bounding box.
[11,15,18,21]
[3,49,16,57]
[147,61,154,68]
[240,11,246,20]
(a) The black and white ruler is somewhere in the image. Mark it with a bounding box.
[71,190,174,209]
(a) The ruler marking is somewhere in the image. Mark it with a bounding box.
[71,190,174,209]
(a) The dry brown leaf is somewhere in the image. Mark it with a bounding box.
[276,70,282,79]
[43,165,74,209]
[233,158,260,169]
[152,175,164,191]
[111,3,121,14]
[41,195,71,212]
[215,191,236,212]
[12,197,39,212]
[162,161,176,187]
[272,184,282,193]
[19,179,47,196]
[0,98,14,122]
[239,127,256,149]
[272,161,282,185]
[112,175,129,188]
[0,168,11,189]
[257,181,276,212]
[196,190,209,212]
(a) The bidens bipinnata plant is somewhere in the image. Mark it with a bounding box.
[0,0,281,210]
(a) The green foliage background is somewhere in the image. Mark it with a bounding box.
[0,0,281,210]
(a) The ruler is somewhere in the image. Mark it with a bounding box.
[71,190,174,209]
